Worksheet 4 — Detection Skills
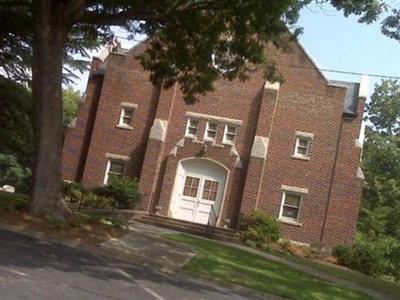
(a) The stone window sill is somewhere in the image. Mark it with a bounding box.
[185,135,197,140]
[211,143,224,148]
[291,154,310,161]
[116,125,133,130]
[279,219,303,227]
[192,139,204,145]
[222,141,235,147]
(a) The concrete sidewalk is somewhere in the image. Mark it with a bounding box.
[99,221,195,273]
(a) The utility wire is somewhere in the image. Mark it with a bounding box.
[286,64,400,80]
[112,35,400,80]
[320,68,400,80]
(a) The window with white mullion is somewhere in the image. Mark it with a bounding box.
[104,160,125,185]
[118,106,134,128]
[205,121,217,141]
[294,136,311,157]
[185,118,199,139]
[223,124,237,145]
[280,192,303,222]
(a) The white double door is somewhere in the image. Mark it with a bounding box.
[175,173,220,225]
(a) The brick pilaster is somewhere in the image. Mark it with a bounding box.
[240,81,280,216]
[137,83,177,212]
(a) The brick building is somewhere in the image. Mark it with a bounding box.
[62,41,367,246]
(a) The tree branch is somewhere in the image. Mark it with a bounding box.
[79,9,163,26]
[78,1,224,26]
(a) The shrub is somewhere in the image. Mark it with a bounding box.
[84,194,113,209]
[0,193,28,212]
[93,176,141,209]
[0,154,31,193]
[351,241,384,276]
[242,211,280,250]
[332,237,400,280]
[62,181,86,203]
[105,216,129,230]
[332,244,354,267]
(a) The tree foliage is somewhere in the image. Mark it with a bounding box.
[63,87,81,131]
[0,0,393,218]
[0,76,32,168]
[344,80,400,282]
[361,80,400,240]
[366,80,400,135]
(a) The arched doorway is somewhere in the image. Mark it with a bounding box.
[169,158,228,225]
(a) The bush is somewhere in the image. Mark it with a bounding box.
[84,194,113,209]
[62,181,86,203]
[242,211,280,250]
[0,154,31,193]
[351,242,381,276]
[332,244,354,267]
[93,176,141,209]
[103,216,129,230]
[332,236,400,281]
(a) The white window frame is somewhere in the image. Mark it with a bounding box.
[103,153,130,185]
[278,191,304,224]
[185,118,199,139]
[204,121,218,142]
[117,102,138,129]
[292,131,314,159]
[103,160,125,185]
[222,124,238,145]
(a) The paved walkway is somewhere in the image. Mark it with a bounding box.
[0,228,272,300]
[100,223,195,273]
[117,221,395,300]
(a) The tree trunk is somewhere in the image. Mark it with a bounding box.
[30,0,72,220]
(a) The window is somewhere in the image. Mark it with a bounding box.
[118,107,134,127]
[183,176,200,198]
[202,179,219,201]
[279,192,303,223]
[223,125,237,145]
[104,160,125,185]
[293,132,313,159]
[118,103,137,129]
[204,121,218,141]
[185,118,199,139]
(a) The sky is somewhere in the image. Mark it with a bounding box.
[74,3,400,101]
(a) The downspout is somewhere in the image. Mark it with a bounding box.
[320,116,345,242]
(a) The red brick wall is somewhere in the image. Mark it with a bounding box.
[322,98,365,246]
[62,41,365,246]
[62,60,105,181]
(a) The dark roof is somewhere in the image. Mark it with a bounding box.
[329,80,360,116]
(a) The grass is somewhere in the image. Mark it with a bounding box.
[166,233,372,300]
[271,250,400,299]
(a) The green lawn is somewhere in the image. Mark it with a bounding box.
[271,250,400,299]
[166,233,372,300]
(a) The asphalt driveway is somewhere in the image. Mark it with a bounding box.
[0,229,272,300]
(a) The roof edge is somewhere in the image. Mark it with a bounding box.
[294,39,329,84]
